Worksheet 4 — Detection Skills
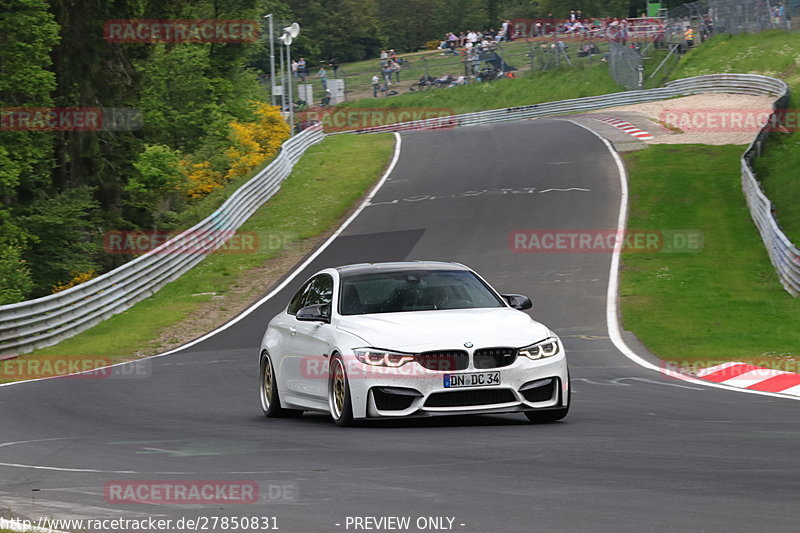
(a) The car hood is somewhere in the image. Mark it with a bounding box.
[336,307,551,352]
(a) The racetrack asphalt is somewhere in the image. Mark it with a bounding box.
[1,119,798,533]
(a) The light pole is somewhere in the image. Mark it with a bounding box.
[279,23,300,134]
[264,14,276,106]
[278,37,286,114]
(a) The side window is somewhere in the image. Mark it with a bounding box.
[305,275,334,307]
[287,274,334,315]
[287,279,313,315]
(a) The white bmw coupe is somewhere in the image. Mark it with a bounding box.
[259,261,569,426]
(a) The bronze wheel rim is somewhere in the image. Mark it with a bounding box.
[262,358,273,408]
[332,360,345,418]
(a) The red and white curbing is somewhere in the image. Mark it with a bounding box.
[696,362,800,396]
[594,116,655,140]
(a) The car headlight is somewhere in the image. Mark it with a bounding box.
[519,338,560,360]
[354,348,416,367]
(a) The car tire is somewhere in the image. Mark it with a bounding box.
[525,375,570,424]
[328,354,355,427]
[260,352,303,418]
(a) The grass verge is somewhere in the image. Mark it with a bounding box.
[3,133,394,379]
[753,130,800,243]
[621,144,800,370]
[336,61,621,115]
[311,39,611,102]
[669,31,800,245]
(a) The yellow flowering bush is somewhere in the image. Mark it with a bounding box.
[225,102,290,181]
[175,103,289,201]
[180,160,225,199]
[52,270,97,293]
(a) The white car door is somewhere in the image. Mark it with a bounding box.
[283,274,336,405]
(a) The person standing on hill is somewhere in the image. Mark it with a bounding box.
[500,19,510,41]
[684,25,694,50]
[390,60,401,83]
[371,74,380,97]
[317,67,328,90]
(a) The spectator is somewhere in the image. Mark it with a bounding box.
[371,74,380,97]
[684,25,694,50]
[390,60,401,82]
[380,50,388,60]
[447,32,459,55]
[381,62,392,85]
[499,19,510,41]
[329,58,340,78]
[546,13,555,34]
[317,67,328,90]
[297,57,307,81]
[291,59,298,78]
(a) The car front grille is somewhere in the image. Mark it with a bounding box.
[473,347,518,369]
[416,350,469,371]
[424,389,516,408]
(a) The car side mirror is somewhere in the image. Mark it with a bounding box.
[296,303,331,323]
[501,293,532,310]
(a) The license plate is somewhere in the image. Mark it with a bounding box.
[444,372,501,388]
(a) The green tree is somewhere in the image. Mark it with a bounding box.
[0,0,60,303]
[125,144,185,228]
[378,0,443,51]
[0,211,33,304]
[286,0,384,62]
[17,187,101,297]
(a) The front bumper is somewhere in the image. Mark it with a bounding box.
[343,354,569,419]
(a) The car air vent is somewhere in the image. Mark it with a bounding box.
[425,389,516,407]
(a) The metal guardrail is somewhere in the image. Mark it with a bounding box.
[341,74,798,296]
[1,73,795,357]
[338,74,787,134]
[0,125,325,357]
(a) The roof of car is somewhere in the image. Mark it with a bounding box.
[335,261,469,277]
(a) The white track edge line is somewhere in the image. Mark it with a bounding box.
[560,118,800,402]
[0,132,403,389]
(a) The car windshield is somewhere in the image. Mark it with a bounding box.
[338,269,505,315]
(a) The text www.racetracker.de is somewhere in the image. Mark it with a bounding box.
[0,516,279,532]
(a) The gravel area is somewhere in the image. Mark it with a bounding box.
[593,93,777,145]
